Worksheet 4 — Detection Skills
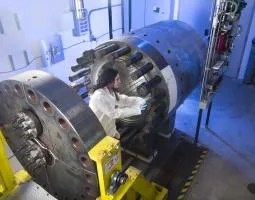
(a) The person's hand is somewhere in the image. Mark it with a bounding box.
[144,94,151,101]
[113,132,120,139]
[140,101,147,111]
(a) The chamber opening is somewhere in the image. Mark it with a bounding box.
[84,42,171,158]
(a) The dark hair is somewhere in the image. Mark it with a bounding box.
[93,68,119,100]
[94,68,118,90]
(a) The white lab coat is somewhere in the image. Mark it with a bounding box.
[89,87,145,138]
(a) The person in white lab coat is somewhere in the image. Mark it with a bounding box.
[89,68,147,139]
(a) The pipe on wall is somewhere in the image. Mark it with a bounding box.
[108,0,113,39]
[88,4,122,41]
[128,0,132,31]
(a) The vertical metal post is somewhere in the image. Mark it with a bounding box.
[108,0,113,39]
[194,109,203,145]
[0,19,4,34]
[128,0,132,32]
[121,0,125,34]
[243,39,255,84]
[205,101,213,127]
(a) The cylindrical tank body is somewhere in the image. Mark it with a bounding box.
[70,20,207,156]
[121,20,207,113]
[76,20,206,122]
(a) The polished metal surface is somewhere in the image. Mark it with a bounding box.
[0,70,105,200]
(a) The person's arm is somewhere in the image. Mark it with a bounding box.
[92,92,141,119]
[118,93,145,107]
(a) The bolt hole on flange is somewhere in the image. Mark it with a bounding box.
[85,186,90,193]
[27,89,37,103]
[43,101,53,114]
[58,118,69,129]
[71,137,82,152]
[80,156,90,168]
[4,84,11,94]
[85,186,93,197]
[85,173,93,184]
[14,84,23,96]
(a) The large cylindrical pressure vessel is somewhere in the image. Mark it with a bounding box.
[0,20,207,199]
[72,20,207,127]
[122,20,207,113]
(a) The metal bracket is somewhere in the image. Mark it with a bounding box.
[88,136,168,200]
[0,130,31,200]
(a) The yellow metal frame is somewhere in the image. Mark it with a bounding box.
[0,131,167,200]
[88,136,168,200]
[0,130,31,200]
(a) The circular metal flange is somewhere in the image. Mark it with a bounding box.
[83,41,169,128]
[0,70,105,200]
[70,21,206,129]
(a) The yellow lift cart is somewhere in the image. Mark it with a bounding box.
[0,130,30,200]
[89,136,168,200]
[0,128,167,200]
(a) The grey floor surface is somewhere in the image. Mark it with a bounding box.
[186,152,255,200]
[175,77,255,200]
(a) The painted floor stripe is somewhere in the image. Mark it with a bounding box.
[200,154,206,158]
[197,160,203,164]
[182,187,189,193]
[194,164,201,169]
[176,149,208,200]
[177,194,185,199]
[185,181,192,187]
[187,176,194,181]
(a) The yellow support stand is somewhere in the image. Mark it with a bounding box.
[0,130,31,200]
[88,136,168,200]
[0,132,167,199]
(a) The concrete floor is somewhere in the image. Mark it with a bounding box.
[186,152,255,200]
[175,77,255,199]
